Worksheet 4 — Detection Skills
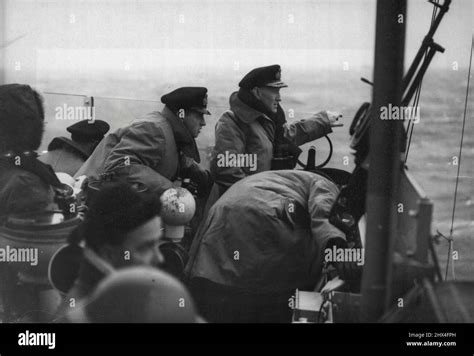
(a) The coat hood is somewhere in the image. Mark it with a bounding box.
[229,91,269,124]
[47,137,95,159]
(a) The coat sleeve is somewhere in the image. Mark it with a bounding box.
[308,177,346,251]
[102,121,175,192]
[181,158,213,197]
[210,114,248,188]
[112,163,174,196]
[104,121,166,173]
[284,110,333,147]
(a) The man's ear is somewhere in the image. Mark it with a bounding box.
[177,108,186,120]
[251,87,261,100]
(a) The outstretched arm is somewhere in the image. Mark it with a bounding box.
[284,110,343,146]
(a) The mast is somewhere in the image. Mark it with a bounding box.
[0,0,5,85]
[360,0,406,322]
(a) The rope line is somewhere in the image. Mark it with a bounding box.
[43,91,161,103]
[445,38,473,281]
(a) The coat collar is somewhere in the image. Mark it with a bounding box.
[47,137,94,159]
[0,151,62,188]
[161,106,200,163]
[229,91,272,124]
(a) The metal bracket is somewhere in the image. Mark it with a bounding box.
[83,96,95,122]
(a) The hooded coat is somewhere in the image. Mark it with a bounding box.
[0,84,58,218]
[75,106,211,196]
[38,137,97,177]
[210,92,333,190]
[185,169,346,295]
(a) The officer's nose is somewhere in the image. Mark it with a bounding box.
[276,94,281,102]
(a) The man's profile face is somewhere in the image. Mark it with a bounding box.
[254,86,281,114]
[183,110,206,138]
[111,216,165,268]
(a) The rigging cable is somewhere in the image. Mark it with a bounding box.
[445,38,473,281]
[405,82,422,162]
[43,91,161,103]
[404,1,439,162]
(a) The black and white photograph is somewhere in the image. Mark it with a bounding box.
[0,0,473,351]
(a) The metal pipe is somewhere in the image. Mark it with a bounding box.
[360,0,406,322]
[402,0,451,91]
[402,43,444,106]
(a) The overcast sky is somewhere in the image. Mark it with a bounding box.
[1,0,472,85]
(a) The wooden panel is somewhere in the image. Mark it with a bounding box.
[395,169,433,264]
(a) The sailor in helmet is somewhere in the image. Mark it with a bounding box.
[66,267,203,323]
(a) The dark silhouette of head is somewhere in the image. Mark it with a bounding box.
[0,84,45,153]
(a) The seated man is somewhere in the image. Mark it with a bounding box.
[39,119,110,176]
[53,182,165,320]
[0,84,76,322]
[185,169,358,323]
[75,87,212,198]
[66,267,202,323]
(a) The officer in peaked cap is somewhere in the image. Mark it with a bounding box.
[238,64,289,90]
[161,87,211,117]
[39,120,110,177]
[208,64,344,201]
[75,87,213,205]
